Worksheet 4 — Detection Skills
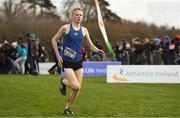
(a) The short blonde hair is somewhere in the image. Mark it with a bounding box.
[71,7,83,13]
[70,7,83,16]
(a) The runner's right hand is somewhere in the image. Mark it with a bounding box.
[57,56,63,67]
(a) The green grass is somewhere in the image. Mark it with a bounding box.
[0,75,180,117]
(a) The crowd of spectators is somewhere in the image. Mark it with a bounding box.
[113,35,180,65]
[0,33,49,74]
[0,33,179,74]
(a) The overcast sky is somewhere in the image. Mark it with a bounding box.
[52,0,180,28]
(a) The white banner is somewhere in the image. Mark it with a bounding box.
[107,65,180,83]
[39,62,55,75]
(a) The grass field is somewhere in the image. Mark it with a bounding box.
[0,75,180,117]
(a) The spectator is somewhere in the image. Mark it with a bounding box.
[30,33,41,75]
[12,42,27,74]
[114,40,121,61]
[152,38,162,65]
[174,35,180,64]
[0,40,16,74]
[25,32,33,74]
[48,39,62,74]
[131,38,145,64]
[39,46,49,62]
[168,39,176,65]
[143,38,153,65]
[0,42,6,73]
[124,41,131,65]
[161,36,170,65]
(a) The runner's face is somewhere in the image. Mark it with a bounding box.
[72,10,83,24]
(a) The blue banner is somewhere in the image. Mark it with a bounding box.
[61,61,121,77]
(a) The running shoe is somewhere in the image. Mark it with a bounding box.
[60,77,66,95]
[64,108,74,115]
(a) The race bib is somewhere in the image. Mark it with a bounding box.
[64,47,76,59]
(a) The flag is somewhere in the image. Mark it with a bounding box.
[94,0,115,59]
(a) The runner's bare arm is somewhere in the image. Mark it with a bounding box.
[52,26,65,58]
[51,25,69,66]
[83,27,105,55]
[84,27,99,52]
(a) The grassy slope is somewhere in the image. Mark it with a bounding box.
[0,75,180,117]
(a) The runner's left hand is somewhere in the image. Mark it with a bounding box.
[98,50,105,56]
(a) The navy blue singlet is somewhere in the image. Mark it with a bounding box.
[62,24,84,62]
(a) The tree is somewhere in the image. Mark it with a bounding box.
[62,0,121,22]
[39,0,56,15]
[1,0,25,17]
[25,0,56,15]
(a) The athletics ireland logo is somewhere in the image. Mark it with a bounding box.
[112,68,128,83]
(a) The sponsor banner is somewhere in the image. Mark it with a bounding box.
[61,61,121,77]
[39,62,121,76]
[107,65,180,83]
